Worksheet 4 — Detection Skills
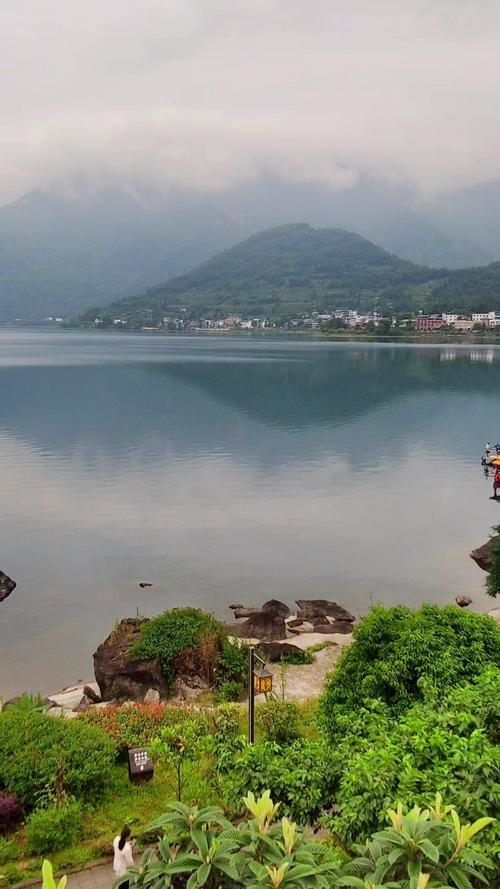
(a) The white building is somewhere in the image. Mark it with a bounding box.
[442,313,458,325]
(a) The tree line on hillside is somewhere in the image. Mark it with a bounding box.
[78,225,500,327]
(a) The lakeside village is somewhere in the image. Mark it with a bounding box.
[93,307,500,333]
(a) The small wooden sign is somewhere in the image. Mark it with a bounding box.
[128,748,154,783]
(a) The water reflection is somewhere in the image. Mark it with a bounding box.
[0,332,498,697]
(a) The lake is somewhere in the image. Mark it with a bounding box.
[0,330,498,698]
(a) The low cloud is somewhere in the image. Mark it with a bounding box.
[1,0,500,202]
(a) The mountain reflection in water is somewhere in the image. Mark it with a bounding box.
[0,331,497,697]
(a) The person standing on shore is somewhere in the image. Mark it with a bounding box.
[113,826,134,887]
[493,467,500,499]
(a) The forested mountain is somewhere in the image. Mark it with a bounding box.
[1,174,498,323]
[89,224,500,324]
[86,224,441,321]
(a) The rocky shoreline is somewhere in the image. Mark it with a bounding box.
[2,560,499,716]
[26,598,356,717]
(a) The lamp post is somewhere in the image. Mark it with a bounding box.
[248,646,273,743]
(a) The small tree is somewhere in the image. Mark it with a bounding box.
[149,716,210,801]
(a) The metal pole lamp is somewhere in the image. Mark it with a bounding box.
[248,646,273,742]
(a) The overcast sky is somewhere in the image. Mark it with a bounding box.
[1,0,500,204]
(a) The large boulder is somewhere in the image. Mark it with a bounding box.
[93,618,168,702]
[295,599,355,624]
[236,600,289,640]
[470,537,498,572]
[0,571,16,604]
[308,620,354,634]
[256,641,304,661]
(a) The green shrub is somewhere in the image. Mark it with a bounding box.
[26,800,83,854]
[342,797,495,888]
[220,739,335,824]
[80,702,211,753]
[0,705,116,808]
[324,669,500,846]
[216,639,249,687]
[138,792,341,889]
[256,699,301,743]
[217,681,244,702]
[124,793,494,889]
[277,649,314,665]
[0,838,22,865]
[130,608,225,687]
[321,604,500,739]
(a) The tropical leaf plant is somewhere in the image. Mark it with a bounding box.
[340,795,494,889]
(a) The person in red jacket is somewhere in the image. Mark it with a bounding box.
[493,467,500,498]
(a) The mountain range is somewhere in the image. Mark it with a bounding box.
[2,174,500,322]
[87,224,500,324]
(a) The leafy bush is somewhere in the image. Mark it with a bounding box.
[256,700,301,743]
[276,650,314,665]
[130,608,226,687]
[150,716,212,802]
[216,680,244,702]
[80,702,211,753]
[0,704,116,808]
[219,740,335,824]
[342,796,495,888]
[216,639,249,687]
[321,604,500,739]
[120,793,494,889]
[213,706,246,776]
[0,838,22,865]
[324,669,500,846]
[0,793,22,834]
[125,792,341,889]
[26,801,83,854]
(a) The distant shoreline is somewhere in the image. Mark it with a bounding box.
[8,323,500,347]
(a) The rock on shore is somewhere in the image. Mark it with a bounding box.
[470,537,497,572]
[230,597,355,639]
[93,618,169,702]
[0,571,16,603]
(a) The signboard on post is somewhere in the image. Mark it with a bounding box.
[128,748,154,783]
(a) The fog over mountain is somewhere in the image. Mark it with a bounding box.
[1,2,500,319]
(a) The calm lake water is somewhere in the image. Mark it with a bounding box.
[0,330,498,697]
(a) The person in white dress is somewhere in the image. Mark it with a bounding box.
[113,826,134,886]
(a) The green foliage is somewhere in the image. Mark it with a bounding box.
[485,524,500,597]
[321,604,500,740]
[256,700,302,744]
[216,639,249,687]
[124,792,340,889]
[121,792,494,889]
[275,650,314,666]
[342,796,494,888]
[0,704,116,808]
[80,702,211,753]
[212,706,246,776]
[219,740,336,824]
[26,801,83,854]
[217,681,245,702]
[0,838,22,865]
[323,670,500,847]
[130,608,225,687]
[150,716,212,801]
[41,858,67,889]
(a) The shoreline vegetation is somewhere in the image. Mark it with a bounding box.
[8,322,500,348]
[0,600,499,887]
